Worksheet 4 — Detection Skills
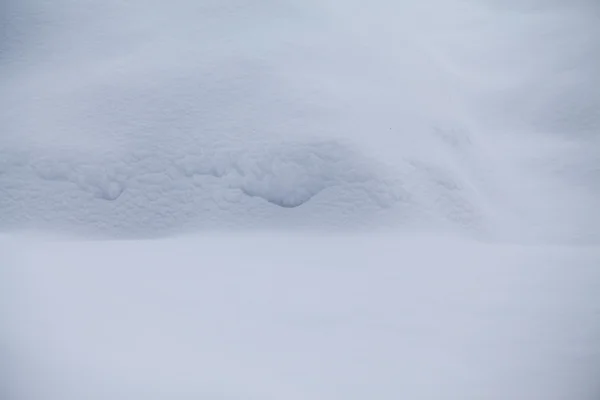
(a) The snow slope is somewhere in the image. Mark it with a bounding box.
[2,0,598,242]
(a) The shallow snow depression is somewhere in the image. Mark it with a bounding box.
[2,0,600,399]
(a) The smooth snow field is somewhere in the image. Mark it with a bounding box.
[2,0,600,399]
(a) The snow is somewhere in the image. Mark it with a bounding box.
[3,235,600,400]
[2,0,598,241]
[2,0,600,399]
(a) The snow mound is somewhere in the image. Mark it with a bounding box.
[1,0,599,243]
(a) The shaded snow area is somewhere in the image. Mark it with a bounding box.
[2,0,600,399]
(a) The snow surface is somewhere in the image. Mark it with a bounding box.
[2,0,599,241]
[2,0,600,399]
[3,234,600,400]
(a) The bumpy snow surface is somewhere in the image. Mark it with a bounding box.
[2,0,600,399]
[2,0,599,240]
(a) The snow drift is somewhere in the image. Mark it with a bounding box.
[2,0,598,242]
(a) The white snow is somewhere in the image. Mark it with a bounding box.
[3,234,600,400]
[2,0,600,399]
[2,0,598,241]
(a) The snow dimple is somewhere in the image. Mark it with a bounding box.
[235,147,330,208]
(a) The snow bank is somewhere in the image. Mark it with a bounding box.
[2,0,598,242]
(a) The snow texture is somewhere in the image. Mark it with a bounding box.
[2,0,600,399]
[1,0,599,242]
